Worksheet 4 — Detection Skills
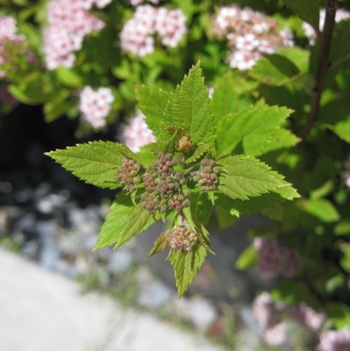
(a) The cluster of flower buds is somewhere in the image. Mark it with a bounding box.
[165,225,197,252]
[140,153,189,214]
[117,158,142,193]
[253,237,301,279]
[213,6,293,70]
[191,158,220,192]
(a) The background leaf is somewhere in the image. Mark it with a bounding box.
[282,0,320,29]
[249,54,301,86]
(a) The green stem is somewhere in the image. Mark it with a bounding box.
[300,0,338,139]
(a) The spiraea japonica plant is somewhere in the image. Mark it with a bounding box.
[46,62,299,296]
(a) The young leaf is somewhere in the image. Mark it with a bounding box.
[282,0,320,29]
[94,192,154,250]
[148,232,168,257]
[135,85,171,141]
[165,62,216,147]
[169,243,207,297]
[216,104,293,157]
[46,141,139,189]
[217,155,299,200]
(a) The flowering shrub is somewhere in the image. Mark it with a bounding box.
[1,0,350,349]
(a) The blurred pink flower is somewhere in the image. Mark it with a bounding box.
[316,329,350,351]
[253,237,301,279]
[79,86,114,128]
[0,16,25,76]
[43,0,107,70]
[303,9,350,45]
[213,6,293,70]
[120,5,186,57]
[120,113,156,152]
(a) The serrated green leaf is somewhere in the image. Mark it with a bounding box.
[148,232,168,257]
[217,155,298,200]
[114,204,152,249]
[94,193,154,250]
[304,198,340,223]
[236,245,258,270]
[186,143,211,164]
[249,54,301,86]
[94,192,133,249]
[216,191,291,223]
[211,71,255,122]
[46,141,139,189]
[165,62,216,147]
[135,85,171,141]
[170,243,207,297]
[282,0,320,29]
[216,104,293,157]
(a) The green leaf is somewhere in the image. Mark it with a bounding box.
[236,245,258,270]
[320,97,350,143]
[216,104,293,157]
[249,54,301,86]
[304,198,340,223]
[211,71,255,122]
[148,232,168,257]
[169,243,207,297]
[185,143,211,164]
[44,90,71,122]
[330,19,350,65]
[55,67,83,88]
[94,193,153,250]
[282,0,320,29]
[135,85,171,141]
[165,62,216,147]
[46,141,139,189]
[217,155,299,201]
[326,302,350,329]
[216,191,291,222]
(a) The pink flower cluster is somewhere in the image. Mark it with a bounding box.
[43,0,111,70]
[120,5,187,57]
[253,237,301,279]
[317,329,350,351]
[128,0,159,5]
[253,292,325,346]
[213,6,293,70]
[120,113,156,152]
[303,9,350,45]
[0,16,25,77]
[79,86,114,128]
